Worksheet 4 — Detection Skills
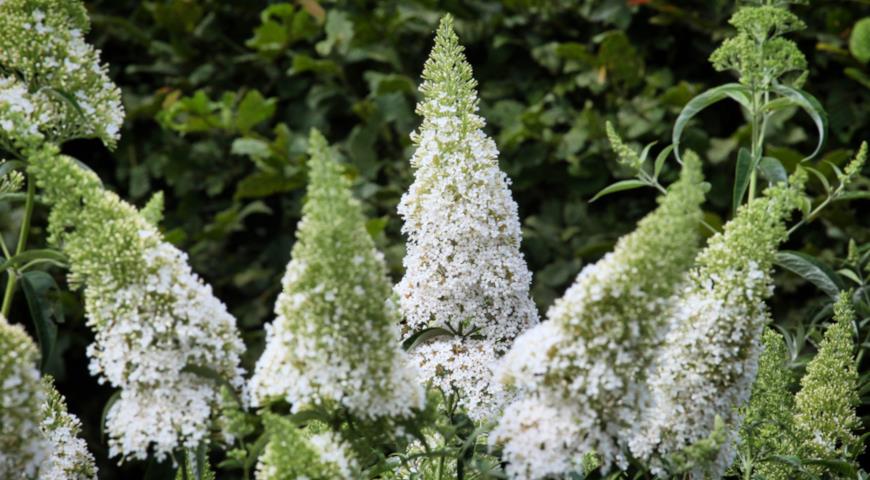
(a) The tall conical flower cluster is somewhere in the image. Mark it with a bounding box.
[1,315,97,480]
[249,130,423,418]
[395,15,539,419]
[632,174,805,477]
[491,154,706,478]
[27,145,246,461]
[737,328,795,480]
[0,0,123,148]
[791,291,863,472]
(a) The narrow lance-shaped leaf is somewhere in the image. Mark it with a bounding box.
[590,179,648,202]
[775,251,844,299]
[20,271,60,372]
[771,84,827,162]
[673,83,751,162]
[759,157,788,184]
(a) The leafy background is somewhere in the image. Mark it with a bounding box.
[1,0,868,477]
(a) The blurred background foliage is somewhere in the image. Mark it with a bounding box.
[2,0,868,477]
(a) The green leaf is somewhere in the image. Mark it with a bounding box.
[835,191,870,201]
[771,84,827,162]
[804,166,831,193]
[802,458,858,476]
[234,171,303,200]
[181,364,242,404]
[767,454,803,469]
[0,160,25,178]
[402,327,454,351]
[590,179,648,202]
[235,90,276,134]
[365,217,388,238]
[775,251,844,299]
[20,271,59,372]
[837,268,862,286]
[0,249,68,274]
[653,144,674,179]
[290,54,341,77]
[673,83,751,162]
[759,156,788,184]
[639,141,657,165]
[732,147,753,214]
[231,138,272,160]
[849,17,870,63]
[287,408,330,425]
[45,88,88,121]
[315,10,353,56]
[100,390,121,444]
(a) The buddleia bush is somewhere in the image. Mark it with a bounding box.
[1,0,868,479]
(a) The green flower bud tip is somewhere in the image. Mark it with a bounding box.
[738,328,795,480]
[605,121,643,170]
[792,291,863,471]
[494,155,705,477]
[250,128,423,420]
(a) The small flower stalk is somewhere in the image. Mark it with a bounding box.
[633,173,805,477]
[249,129,423,419]
[396,14,539,420]
[1,315,97,479]
[28,146,246,461]
[491,154,706,478]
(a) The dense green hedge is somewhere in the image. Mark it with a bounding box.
[3,0,867,477]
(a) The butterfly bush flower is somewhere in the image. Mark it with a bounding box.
[1,315,97,480]
[633,173,805,477]
[0,0,123,148]
[792,291,863,472]
[28,146,245,461]
[491,154,706,478]
[0,76,55,148]
[1,317,49,477]
[256,414,358,480]
[736,328,795,480]
[709,1,807,89]
[249,130,423,418]
[395,15,539,420]
[40,378,99,480]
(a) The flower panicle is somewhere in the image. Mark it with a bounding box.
[634,174,804,477]
[493,154,706,477]
[249,129,423,420]
[0,0,124,149]
[28,147,246,461]
[396,16,539,420]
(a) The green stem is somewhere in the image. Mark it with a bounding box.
[786,188,841,236]
[1,175,35,317]
[748,91,762,203]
